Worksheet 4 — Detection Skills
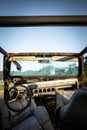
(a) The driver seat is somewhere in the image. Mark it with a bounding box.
[1,99,54,130]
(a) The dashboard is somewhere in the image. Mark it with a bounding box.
[27,79,78,97]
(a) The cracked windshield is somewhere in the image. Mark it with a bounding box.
[10,55,78,77]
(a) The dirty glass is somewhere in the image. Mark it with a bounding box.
[10,56,78,77]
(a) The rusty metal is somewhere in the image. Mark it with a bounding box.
[8,52,78,57]
[0,46,8,56]
[0,15,87,27]
[78,47,87,56]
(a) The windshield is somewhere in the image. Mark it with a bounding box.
[10,55,78,77]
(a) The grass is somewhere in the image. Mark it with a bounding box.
[84,66,87,85]
[84,79,87,86]
[84,67,87,76]
[0,85,3,91]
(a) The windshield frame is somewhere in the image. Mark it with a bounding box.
[3,52,82,82]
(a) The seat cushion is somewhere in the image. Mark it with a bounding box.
[12,106,54,130]
[56,90,74,109]
[34,106,54,130]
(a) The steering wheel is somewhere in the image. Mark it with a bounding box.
[5,84,31,112]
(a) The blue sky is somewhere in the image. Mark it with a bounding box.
[0,0,87,70]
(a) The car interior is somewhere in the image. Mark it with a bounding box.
[0,16,87,130]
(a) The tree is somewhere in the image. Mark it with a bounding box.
[84,56,87,67]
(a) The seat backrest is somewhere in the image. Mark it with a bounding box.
[1,99,36,129]
[12,106,54,130]
[58,87,87,128]
[1,99,54,130]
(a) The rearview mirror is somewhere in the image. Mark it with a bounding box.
[38,59,50,63]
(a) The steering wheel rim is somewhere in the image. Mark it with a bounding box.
[5,84,31,112]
